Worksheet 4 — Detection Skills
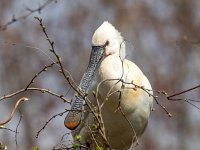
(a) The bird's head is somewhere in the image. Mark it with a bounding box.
[92,21,125,59]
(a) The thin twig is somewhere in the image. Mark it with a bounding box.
[168,98,200,102]
[52,132,71,149]
[132,82,172,117]
[15,110,23,150]
[167,84,200,98]
[166,84,200,111]
[167,98,200,111]
[95,90,111,148]
[25,62,55,90]
[36,110,68,138]
[34,16,80,97]
[117,101,139,146]
[0,87,70,103]
[88,125,101,149]
[0,0,57,30]
[0,97,28,125]
[83,96,111,149]
[0,126,18,133]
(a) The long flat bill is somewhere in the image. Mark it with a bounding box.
[64,45,105,130]
[64,111,82,130]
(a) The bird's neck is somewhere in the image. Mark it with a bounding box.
[97,55,125,99]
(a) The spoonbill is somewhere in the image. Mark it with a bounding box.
[64,21,153,150]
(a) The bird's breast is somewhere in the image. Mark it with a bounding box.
[96,55,144,111]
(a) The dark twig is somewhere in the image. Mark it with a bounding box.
[0,126,18,133]
[0,87,70,103]
[0,0,57,30]
[167,84,200,111]
[167,98,200,111]
[34,17,80,96]
[167,84,200,98]
[136,84,172,117]
[117,101,139,147]
[168,98,200,102]
[52,132,72,149]
[184,100,200,111]
[36,110,68,138]
[15,110,23,150]
[25,62,55,90]
[83,95,111,149]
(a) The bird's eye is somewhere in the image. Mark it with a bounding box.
[104,40,109,47]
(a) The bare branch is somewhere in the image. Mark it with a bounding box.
[36,110,68,138]
[116,101,139,147]
[15,110,23,150]
[0,97,28,125]
[34,16,80,96]
[52,132,72,149]
[167,84,200,98]
[0,0,57,30]
[0,88,70,103]
[0,126,18,133]
[25,62,56,90]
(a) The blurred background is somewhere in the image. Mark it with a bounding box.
[0,0,200,149]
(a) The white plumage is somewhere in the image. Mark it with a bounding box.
[66,21,153,150]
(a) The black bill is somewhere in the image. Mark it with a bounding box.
[64,45,105,130]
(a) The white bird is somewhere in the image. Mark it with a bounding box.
[64,21,153,150]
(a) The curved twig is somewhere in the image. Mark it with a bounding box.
[0,97,28,125]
